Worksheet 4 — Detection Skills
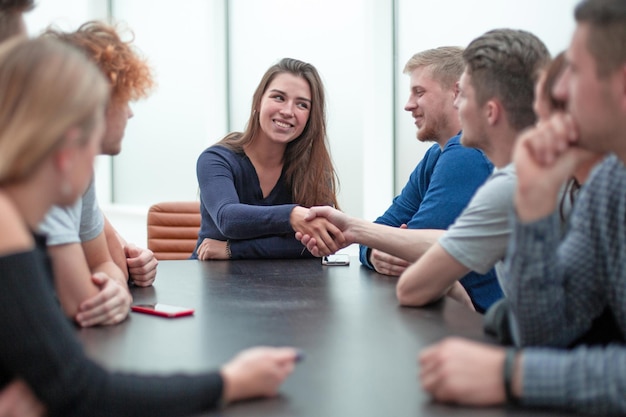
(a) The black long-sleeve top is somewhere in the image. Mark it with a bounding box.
[0,234,223,417]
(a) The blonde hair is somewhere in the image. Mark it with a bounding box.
[0,37,109,184]
[403,47,465,90]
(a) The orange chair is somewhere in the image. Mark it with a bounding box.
[147,201,201,260]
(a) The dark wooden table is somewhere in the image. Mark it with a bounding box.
[77,258,573,417]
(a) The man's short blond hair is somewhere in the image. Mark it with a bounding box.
[403,46,464,90]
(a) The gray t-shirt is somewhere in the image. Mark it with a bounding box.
[38,179,104,245]
[438,163,516,281]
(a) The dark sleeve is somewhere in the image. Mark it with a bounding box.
[521,345,626,414]
[197,147,296,240]
[0,250,223,417]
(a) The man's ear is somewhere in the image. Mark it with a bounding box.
[453,81,460,100]
[484,99,500,126]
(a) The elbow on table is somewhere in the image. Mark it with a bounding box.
[396,280,437,307]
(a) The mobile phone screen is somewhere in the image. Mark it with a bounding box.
[322,254,350,266]
[131,303,195,318]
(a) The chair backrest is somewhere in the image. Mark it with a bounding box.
[147,201,201,260]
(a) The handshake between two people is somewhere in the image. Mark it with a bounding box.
[290,206,353,257]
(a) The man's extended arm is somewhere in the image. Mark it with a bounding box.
[297,206,443,261]
[366,224,411,276]
[344,219,444,262]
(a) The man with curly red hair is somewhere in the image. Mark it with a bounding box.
[39,21,157,328]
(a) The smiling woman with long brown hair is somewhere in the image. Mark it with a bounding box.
[192,58,344,260]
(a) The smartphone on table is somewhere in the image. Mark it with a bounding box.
[321,254,350,266]
[131,303,195,318]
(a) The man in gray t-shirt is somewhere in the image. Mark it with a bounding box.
[40,179,103,246]
[394,29,549,308]
[38,22,157,328]
[438,165,515,285]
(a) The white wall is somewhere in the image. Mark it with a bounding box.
[228,0,394,220]
[24,0,581,249]
[110,0,228,205]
